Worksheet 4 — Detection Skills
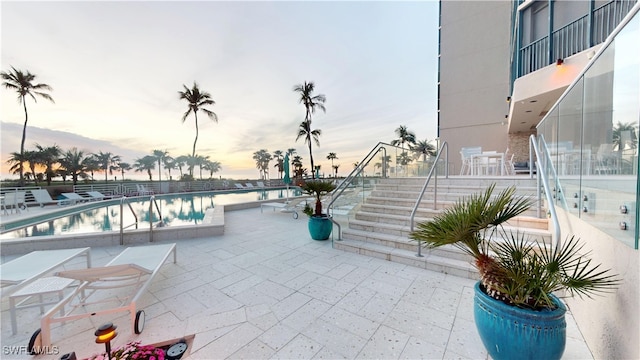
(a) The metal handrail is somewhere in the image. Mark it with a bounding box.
[538,134,569,211]
[119,196,138,245]
[409,142,449,257]
[529,134,562,250]
[327,142,392,240]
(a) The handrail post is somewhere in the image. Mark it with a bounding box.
[120,197,125,246]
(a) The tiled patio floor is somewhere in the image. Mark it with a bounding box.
[1,207,593,359]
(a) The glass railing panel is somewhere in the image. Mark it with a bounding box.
[328,142,440,240]
[537,6,639,249]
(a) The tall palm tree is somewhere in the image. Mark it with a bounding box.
[332,164,340,177]
[327,152,338,175]
[133,155,156,181]
[272,150,283,179]
[93,151,121,183]
[174,155,188,179]
[391,125,416,151]
[23,150,41,186]
[202,160,221,179]
[1,67,54,185]
[84,155,100,182]
[152,149,168,183]
[178,82,218,157]
[59,148,88,185]
[253,149,272,180]
[6,152,26,179]
[293,81,326,177]
[612,121,638,151]
[296,120,322,177]
[35,144,61,186]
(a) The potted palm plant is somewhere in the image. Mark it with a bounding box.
[301,180,336,240]
[409,184,619,360]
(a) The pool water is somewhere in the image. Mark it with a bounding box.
[1,188,301,239]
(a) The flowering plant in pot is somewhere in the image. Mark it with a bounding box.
[301,180,336,240]
[409,184,619,360]
[88,341,165,360]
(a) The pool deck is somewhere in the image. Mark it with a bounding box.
[1,207,594,359]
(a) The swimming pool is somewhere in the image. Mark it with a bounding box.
[0,188,302,239]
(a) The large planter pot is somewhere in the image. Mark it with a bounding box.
[308,215,333,240]
[474,282,567,360]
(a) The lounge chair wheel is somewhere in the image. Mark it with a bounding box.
[28,329,43,355]
[134,310,145,334]
[293,212,299,219]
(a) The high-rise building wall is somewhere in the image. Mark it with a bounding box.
[438,1,513,173]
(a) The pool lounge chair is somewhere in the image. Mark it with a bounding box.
[28,243,177,354]
[60,192,88,205]
[136,184,154,195]
[245,182,255,188]
[86,191,114,201]
[234,183,245,189]
[2,191,28,214]
[256,181,266,188]
[30,189,65,207]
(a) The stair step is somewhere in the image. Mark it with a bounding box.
[334,239,479,280]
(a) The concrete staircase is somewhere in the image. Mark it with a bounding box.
[333,177,550,279]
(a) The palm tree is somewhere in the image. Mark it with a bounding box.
[152,149,168,183]
[193,155,208,180]
[411,139,437,161]
[117,162,132,181]
[292,155,304,178]
[6,152,26,178]
[252,149,272,180]
[174,155,188,179]
[293,81,326,177]
[391,125,416,151]
[23,150,41,186]
[296,120,322,178]
[35,144,61,186]
[178,82,218,158]
[163,155,175,181]
[327,152,338,176]
[332,164,340,177]
[93,151,121,183]
[84,155,100,182]
[202,160,221,178]
[272,150,283,179]
[59,148,88,185]
[1,67,54,185]
[133,155,156,181]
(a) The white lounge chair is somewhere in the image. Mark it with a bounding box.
[256,181,266,188]
[60,192,88,204]
[245,183,255,188]
[234,183,245,189]
[28,243,177,354]
[86,191,113,201]
[0,247,91,334]
[2,191,28,214]
[136,184,154,195]
[30,189,64,207]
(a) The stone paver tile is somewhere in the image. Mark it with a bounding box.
[313,276,357,296]
[245,303,271,319]
[248,311,280,331]
[272,292,313,320]
[401,280,437,308]
[399,336,446,359]
[301,318,368,359]
[283,252,315,267]
[320,306,380,339]
[186,307,246,333]
[254,280,296,300]
[312,347,349,359]
[383,309,450,348]
[445,316,487,359]
[259,323,300,351]
[355,324,410,359]
[221,274,264,297]
[323,263,358,280]
[335,286,377,314]
[208,248,237,260]
[211,269,253,289]
[271,333,322,360]
[232,287,279,307]
[299,282,345,305]
[162,292,208,321]
[153,277,207,301]
[342,266,376,284]
[358,292,400,323]
[184,324,240,355]
[228,339,276,359]
[284,271,320,290]
[428,286,463,316]
[360,276,410,297]
[394,298,455,330]
[191,322,263,359]
[281,299,332,332]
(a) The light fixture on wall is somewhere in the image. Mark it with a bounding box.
[506,96,511,103]
[556,58,564,66]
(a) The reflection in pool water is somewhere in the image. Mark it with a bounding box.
[1,188,301,239]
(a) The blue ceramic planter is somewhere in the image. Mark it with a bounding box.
[474,282,567,360]
[308,216,332,240]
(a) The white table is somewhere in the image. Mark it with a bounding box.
[471,152,505,176]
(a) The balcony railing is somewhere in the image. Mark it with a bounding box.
[517,0,636,77]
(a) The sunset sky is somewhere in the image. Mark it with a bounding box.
[1,1,439,181]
